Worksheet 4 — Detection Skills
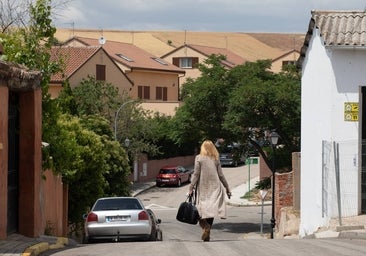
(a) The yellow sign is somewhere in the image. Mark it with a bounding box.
[344,102,358,121]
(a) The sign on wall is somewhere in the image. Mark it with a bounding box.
[344,102,358,121]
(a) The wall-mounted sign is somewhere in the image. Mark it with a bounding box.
[344,102,358,121]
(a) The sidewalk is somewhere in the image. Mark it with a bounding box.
[2,179,366,256]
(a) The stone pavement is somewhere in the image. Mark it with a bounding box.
[2,178,366,255]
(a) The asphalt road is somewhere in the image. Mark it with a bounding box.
[43,166,366,256]
[45,238,366,256]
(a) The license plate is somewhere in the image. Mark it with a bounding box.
[162,179,169,182]
[106,215,130,222]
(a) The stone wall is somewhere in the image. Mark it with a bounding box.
[130,155,196,183]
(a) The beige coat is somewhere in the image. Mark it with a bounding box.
[189,155,230,219]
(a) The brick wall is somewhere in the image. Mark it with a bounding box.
[275,171,294,223]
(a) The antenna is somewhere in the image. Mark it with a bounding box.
[99,36,106,45]
[99,28,106,45]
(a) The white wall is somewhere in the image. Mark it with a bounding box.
[300,29,362,236]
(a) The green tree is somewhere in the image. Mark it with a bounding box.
[171,54,233,144]
[224,60,301,170]
[57,77,162,159]
[0,1,133,233]
[0,0,63,172]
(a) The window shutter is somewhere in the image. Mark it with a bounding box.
[192,57,199,68]
[163,87,167,101]
[138,86,143,99]
[96,65,106,80]
[144,86,150,99]
[173,57,179,67]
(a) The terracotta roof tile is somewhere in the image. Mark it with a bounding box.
[312,10,366,46]
[70,37,185,74]
[50,46,101,82]
[161,44,245,68]
[299,10,366,67]
[186,44,246,68]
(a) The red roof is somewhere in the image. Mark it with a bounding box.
[50,46,101,82]
[65,37,185,74]
[162,44,246,68]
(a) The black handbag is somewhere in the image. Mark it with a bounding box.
[176,193,200,225]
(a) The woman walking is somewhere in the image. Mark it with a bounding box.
[188,140,231,242]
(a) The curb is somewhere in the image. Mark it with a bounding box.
[227,201,272,207]
[22,237,69,256]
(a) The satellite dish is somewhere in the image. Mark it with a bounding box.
[99,36,106,45]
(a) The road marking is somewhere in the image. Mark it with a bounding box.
[145,203,177,210]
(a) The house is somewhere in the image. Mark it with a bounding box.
[298,10,366,237]
[161,44,246,85]
[0,58,67,239]
[270,49,300,73]
[50,46,133,98]
[62,37,186,116]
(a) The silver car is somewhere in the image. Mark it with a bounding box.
[83,197,153,243]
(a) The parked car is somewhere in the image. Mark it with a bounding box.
[83,197,160,243]
[155,165,192,187]
[147,209,163,241]
[219,144,246,167]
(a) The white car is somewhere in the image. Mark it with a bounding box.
[83,197,156,243]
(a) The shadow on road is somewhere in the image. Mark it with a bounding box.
[213,222,271,234]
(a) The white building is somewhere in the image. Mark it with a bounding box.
[299,10,366,237]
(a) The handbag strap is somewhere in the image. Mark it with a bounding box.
[188,189,197,204]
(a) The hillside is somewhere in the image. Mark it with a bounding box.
[55,28,305,62]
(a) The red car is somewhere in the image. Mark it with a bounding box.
[155,165,192,187]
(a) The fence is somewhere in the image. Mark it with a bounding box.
[322,140,358,219]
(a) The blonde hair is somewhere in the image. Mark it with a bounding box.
[200,140,219,161]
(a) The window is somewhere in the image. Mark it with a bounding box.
[116,53,134,62]
[151,57,168,65]
[156,87,167,101]
[173,57,198,68]
[282,60,296,67]
[138,86,150,100]
[96,64,106,81]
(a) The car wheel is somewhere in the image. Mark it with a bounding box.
[156,182,161,187]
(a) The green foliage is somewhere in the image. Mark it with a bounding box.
[255,177,271,190]
[171,54,233,144]
[223,60,301,169]
[0,0,63,174]
[0,1,133,230]
[171,56,301,171]
[146,113,196,159]
[71,76,120,120]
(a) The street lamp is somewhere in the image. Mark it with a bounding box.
[124,137,130,147]
[114,100,135,141]
[270,131,279,239]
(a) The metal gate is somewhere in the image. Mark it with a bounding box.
[7,92,19,234]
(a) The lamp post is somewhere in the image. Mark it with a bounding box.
[114,100,135,141]
[124,137,130,147]
[270,131,279,239]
